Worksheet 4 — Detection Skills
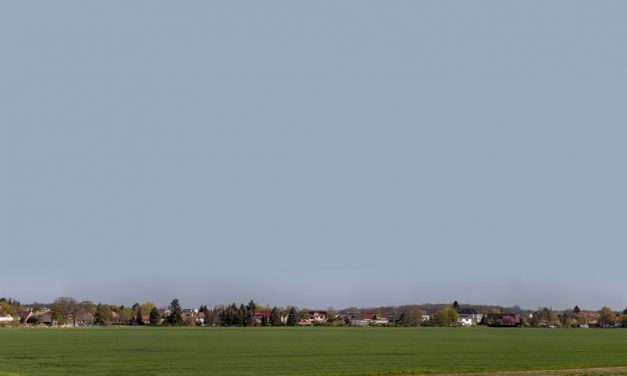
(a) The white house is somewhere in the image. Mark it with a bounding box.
[0,314,14,323]
[458,308,483,326]
[348,313,388,326]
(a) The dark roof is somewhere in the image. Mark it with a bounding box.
[459,308,478,315]
[75,312,93,322]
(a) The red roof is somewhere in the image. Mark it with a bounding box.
[253,309,272,319]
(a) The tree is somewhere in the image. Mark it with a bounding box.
[599,307,615,327]
[51,297,81,326]
[136,307,144,325]
[298,308,310,321]
[270,306,282,326]
[149,307,161,326]
[531,307,559,327]
[31,302,43,312]
[239,304,248,326]
[399,307,423,327]
[138,302,156,317]
[80,301,97,315]
[131,303,141,317]
[198,305,210,326]
[246,300,257,326]
[220,303,241,326]
[622,314,627,328]
[117,307,133,325]
[94,304,113,325]
[623,308,627,315]
[573,305,581,314]
[261,315,268,326]
[559,310,576,328]
[437,306,459,327]
[167,299,183,325]
[452,301,460,312]
[287,307,298,326]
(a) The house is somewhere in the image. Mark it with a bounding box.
[298,318,314,326]
[252,309,272,324]
[132,314,151,324]
[196,311,205,325]
[181,311,197,324]
[348,313,370,326]
[74,312,93,326]
[308,311,327,324]
[0,314,14,323]
[348,313,389,326]
[575,312,599,327]
[19,309,33,324]
[371,315,389,325]
[458,308,483,326]
[421,315,431,322]
[37,311,54,325]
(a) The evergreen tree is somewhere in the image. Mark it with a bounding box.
[261,315,268,326]
[270,306,282,326]
[452,301,460,312]
[136,307,144,325]
[246,300,257,326]
[239,304,248,326]
[227,303,241,326]
[198,305,209,326]
[131,303,140,316]
[149,307,161,326]
[287,307,298,326]
[167,299,183,325]
[574,305,581,314]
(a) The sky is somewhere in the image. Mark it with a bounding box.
[1,1,626,310]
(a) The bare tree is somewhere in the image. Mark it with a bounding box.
[51,297,82,326]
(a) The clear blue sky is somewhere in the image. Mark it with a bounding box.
[1,1,626,310]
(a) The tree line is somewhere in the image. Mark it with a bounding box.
[3,296,627,328]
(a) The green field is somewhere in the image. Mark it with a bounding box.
[1,327,627,376]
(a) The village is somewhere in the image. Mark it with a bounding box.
[1,297,626,329]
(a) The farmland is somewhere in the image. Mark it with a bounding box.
[1,327,627,376]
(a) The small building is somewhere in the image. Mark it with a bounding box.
[132,315,151,324]
[75,312,94,326]
[348,313,388,326]
[19,309,33,324]
[37,311,54,325]
[0,314,14,323]
[196,311,205,325]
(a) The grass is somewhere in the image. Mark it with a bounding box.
[1,327,627,375]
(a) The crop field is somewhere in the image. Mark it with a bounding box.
[1,327,627,376]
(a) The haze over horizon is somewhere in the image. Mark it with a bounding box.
[2,1,626,311]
